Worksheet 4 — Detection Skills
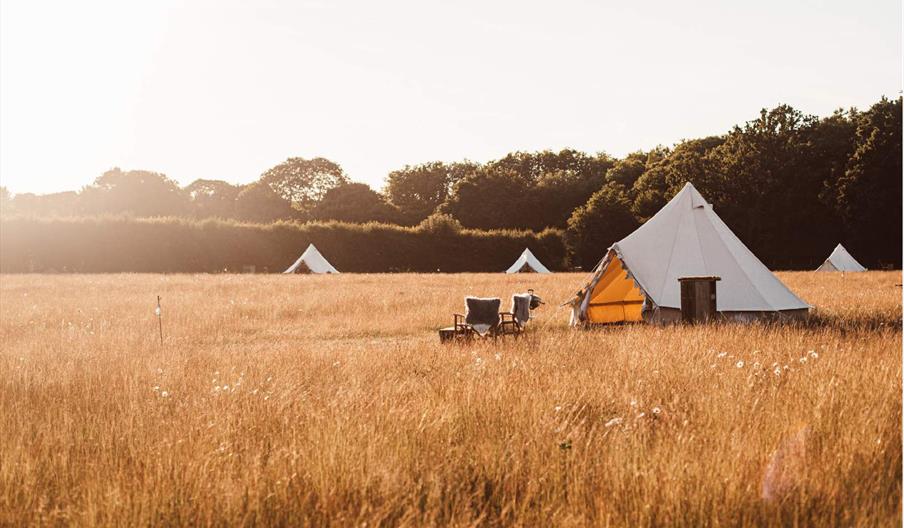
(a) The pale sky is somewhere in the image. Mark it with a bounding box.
[1,0,901,195]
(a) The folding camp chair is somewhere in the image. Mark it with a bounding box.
[438,293,544,343]
[439,297,501,343]
[498,290,545,337]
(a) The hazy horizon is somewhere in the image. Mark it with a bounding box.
[2,0,901,195]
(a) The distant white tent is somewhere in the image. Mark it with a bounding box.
[505,248,551,274]
[283,244,340,274]
[816,244,867,272]
[570,182,809,325]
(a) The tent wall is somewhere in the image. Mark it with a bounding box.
[642,307,809,324]
[815,261,838,272]
[585,255,645,324]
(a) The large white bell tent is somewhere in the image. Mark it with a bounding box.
[815,244,867,272]
[570,183,809,325]
[283,244,340,274]
[505,248,551,274]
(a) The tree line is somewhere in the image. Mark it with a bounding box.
[0,216,564,274]
[1,96,900,270]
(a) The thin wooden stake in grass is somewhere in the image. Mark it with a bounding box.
[156,295,163,345]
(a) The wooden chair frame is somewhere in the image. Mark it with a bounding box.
[439,311,523,343]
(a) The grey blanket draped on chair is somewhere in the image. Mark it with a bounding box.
[465,297,501,335]
[511,294,533,327]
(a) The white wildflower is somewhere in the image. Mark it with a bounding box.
[808,351,818,359]
[736,360,745,368]
[799,357,807,364]
[774,367,782,376]
[652,407,662,415]
[753,362,761,369]
[630,399,638,408]
[717,352,727,358]
[554,405,562,413]
[160,391,169,398]
[153,385,160,391]
[494,352,501,361]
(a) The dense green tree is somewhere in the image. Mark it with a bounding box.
[439,167,534,230]
[487,149,610,186]
[605,151,653,191]
[4,191,80,216]
[260,157,348,214]
[631,137,725,219]
[311,183,401,224]
[385,161,477,224]
[705,105,856,267]
[1,96,900,269]
[234,182,297,223]
[529,169,605,229]
[185,179,241,219]
[565,183,639,269]
[438,150,614,231]
[830,97,902,267]
[79,168,188,217]
[416,212,464,236]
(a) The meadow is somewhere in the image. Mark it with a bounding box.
[0,271,900,526]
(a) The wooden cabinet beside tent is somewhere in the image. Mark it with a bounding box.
[678,276,720,323]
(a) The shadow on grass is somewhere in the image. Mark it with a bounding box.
[792,310,902,335]
[567,312,901,335]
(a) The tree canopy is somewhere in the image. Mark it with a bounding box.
[2,97,900,269]
[311,183,401,224]
[260,157,349,214]
[79,169,188,217]
[234,182,297,223]
[384,161,477,225]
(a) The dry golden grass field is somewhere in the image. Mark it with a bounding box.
[1,271,901,527]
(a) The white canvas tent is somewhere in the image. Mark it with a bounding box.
[505,248,551,274]
[283,244,340,274]
[570,182,809,325]
[815,244,867,272]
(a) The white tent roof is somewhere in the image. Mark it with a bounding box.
[608,182,808,312]
[505,248,551,274]
[816,244,867,272]
[283,244,340,274]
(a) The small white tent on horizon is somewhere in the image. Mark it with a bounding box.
[505,248,551,274]
[570,182,809,325]
[816,244,867,272]
[283,244,340,274]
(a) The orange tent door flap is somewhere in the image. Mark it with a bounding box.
[586,256,645,324]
